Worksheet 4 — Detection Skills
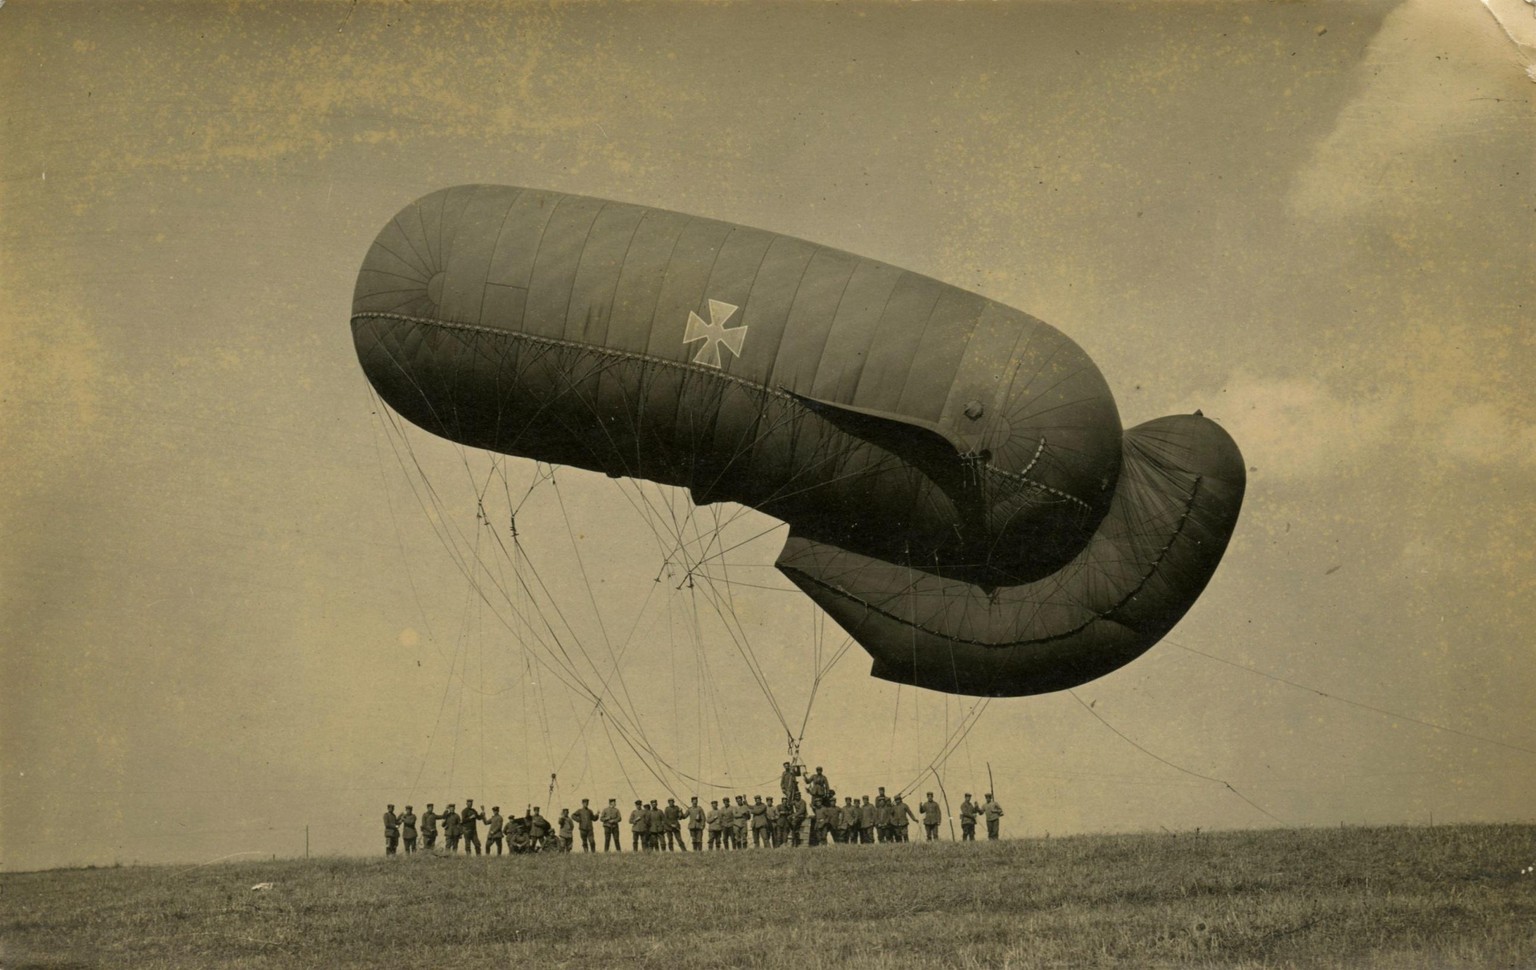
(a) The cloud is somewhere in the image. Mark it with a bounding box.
[1439,401,1536,468]
[1185,374,1404,482]
[1288,0,1531,223]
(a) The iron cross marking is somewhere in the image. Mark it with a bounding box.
[683,299,747,368]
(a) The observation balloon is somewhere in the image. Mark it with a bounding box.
[352,185,1244,697]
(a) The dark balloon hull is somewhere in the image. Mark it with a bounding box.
[353,185,1244,696]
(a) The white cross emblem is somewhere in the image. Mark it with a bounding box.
[683,300,747,368]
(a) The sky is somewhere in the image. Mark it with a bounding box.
[2,0,1533,872]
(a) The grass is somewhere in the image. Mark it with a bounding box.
[3,824,1534,968]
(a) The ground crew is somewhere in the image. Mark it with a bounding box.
[814,800,839,846]
[732,795,751,849]
[420,804,438,851]
[528,807,551,848]
[400,806,417,853]
[484,806,504,855]
[859,796,878,844]
[383,804,399,856]
[460,800,484,855]
[920,793,942,841]
[780,762,799,803]
[706,800,724,850]
[600,798,622,852]
[443,803,461,852]
[959,794,978,841]
[664,798,687,851]
[686,797,706,852]
[647,800,667,851]
[558,809,574,851]
[839,797,858,844]
[573,799,598,852]
[630,800,647,851]
[983,793,1004,840]
[893,795,918,842]
[750,795,769,847]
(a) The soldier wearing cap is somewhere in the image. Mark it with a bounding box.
[573,798,598,853]
[400,805,418,854]
[780,761,800,802]
[630,800,647,852]
[859,795,878,844]
[685,796,706,852]
[383,804,399,856]
[920,792,942,841]
[420,803,439,851]
[983,793,1005,840]
[663,798,687,852]
[528,807,551,848]
[558,808,575,851]
[647,800,667,851]
[731,795,751,850]
[749,795,769,848]
[893,795,918,842]
[600,797,623,852]
[443,802,461,852]
[484,806,505,855]
[460,799,484,855]
[838,797,858,844]
[959,793,978,841]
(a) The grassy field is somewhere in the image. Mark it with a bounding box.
[3,824,1533,969]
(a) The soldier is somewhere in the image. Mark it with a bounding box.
[787,794,808,847]
[573,798,598,853]
[920,792,942,841]
[630,800,647,852]
[686,796,706,852]
[558,808,575,851]
[813,799,839,847]
[507,815,531,853]
[780,761,799,803]
[400,805,418,854]
[732,795,751,850]
[651,804,669,847]
[706,800,724,850]
[460,800,484,855]
[663,798,687,852]
[838,797,858,844]
[529,806,552,849]
[383,804,399,856]
[859,795,878,844]
[874,787,892,843]
[484,806,505,855]
[959,793,978,841]
[983,793,1005,840]
[600,797,623,852]
[750,795,769,848]
[807,766,829,805]
[893,795,918,842]
[443,803,461,852]
[420,803,439,852]
[769,797,787,847]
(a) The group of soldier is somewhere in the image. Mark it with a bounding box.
[381,763,1005,856]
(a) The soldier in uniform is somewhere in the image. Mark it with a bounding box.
[859,795,878,844]
[807,766,829,806]
[750,795,769,848]
[983,793,1005,840]
[787,794,808,847]
[813,799,838,846]
[893,795,918,842]
[558,808,575,851]
[629,800,647,852]
[706,800,724,850]
[400,805,418,853]
[573,798,598,853]
[460,800,484,855]
[484,806,505,855]
[734,795,753,850]
[780,761,799,803]
[528,806,552,849]
[686,796,706,852]
[600,797,623,852]
[920,792,942,841]
[874,787,892,843]
[663,798,687,851]
[383,804,399,856]
[838,797,858,843]
[959,793,978,841]
[420,803,438,852]
[442,803,460,852]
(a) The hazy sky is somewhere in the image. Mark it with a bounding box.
[3,0,1533,872]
